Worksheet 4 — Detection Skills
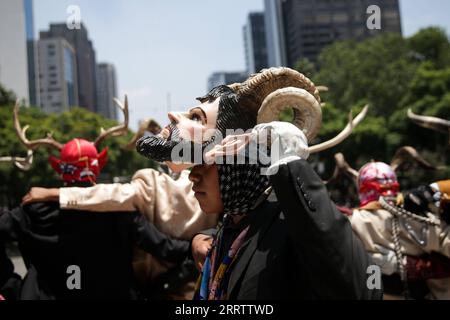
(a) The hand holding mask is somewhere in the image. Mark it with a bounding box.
[204,121,309,175]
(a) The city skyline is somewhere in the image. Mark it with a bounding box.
[28,0,450,130]
[264,0,402,66]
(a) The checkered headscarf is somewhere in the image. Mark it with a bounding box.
[217,164,270,216]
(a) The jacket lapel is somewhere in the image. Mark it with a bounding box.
[227,193,280,298]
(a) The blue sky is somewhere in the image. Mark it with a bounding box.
[32,0,450,130]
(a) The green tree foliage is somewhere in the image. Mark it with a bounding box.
[0,101,155,208]
[408,27,450,69]
[0,82,16,105]
[292,27,450,203]
[293,58,316,79]
[313,33,419,116]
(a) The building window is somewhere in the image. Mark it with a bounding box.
[333,12,349,23]
[316,13,331,24]
[384,10,399,20]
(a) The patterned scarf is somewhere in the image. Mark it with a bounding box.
[195,221,250,300]
[217,164,270,216]
[194,162,270,300]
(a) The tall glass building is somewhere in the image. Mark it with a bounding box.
[64,47,77,107]
[265,0,402,67]
[96,63,118,120]
[37,38,78,113]
[24,0,39,106]
[40,23,98,112]
[243,12,269,74]
[0,1,29,103]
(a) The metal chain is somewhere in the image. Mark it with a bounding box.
[379,196,440,226]
[391,215,410,299]
[379,196,441,299]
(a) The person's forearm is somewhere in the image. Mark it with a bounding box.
[22,187,59,205]
[46,188,59,202]
[60,184,137,212]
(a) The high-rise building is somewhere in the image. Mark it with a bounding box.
[24,0,39,106]
[96,63,118,120]
[207,71,248,92]
[37,38,78,113]
[0,0,29,103]
[264,0,287,67]
[40,23,97,112]
[243,12,268,74]
[265,0,402,67]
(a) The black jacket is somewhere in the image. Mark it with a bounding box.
[0,202,189,300]
[207,159,382,300]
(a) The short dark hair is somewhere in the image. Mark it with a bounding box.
[197,85,256,134]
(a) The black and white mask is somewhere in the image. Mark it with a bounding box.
[136,85,256,167]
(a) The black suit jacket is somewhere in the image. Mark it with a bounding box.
[0,202,189,300]
[220,159,382,300]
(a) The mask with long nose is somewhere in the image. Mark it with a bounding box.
[136,68,323,169]
[136,85,256,165]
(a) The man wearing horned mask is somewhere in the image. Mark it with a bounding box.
[135,67,381,300]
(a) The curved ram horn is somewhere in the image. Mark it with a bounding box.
[257,87,322,141]
[236,68,322,141]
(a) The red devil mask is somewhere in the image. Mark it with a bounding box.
[48,138,108,184]
[358,162,399,207]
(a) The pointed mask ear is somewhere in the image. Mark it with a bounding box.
[98,147,108,171]
[48,155,62,174]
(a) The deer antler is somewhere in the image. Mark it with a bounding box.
[408,109,450,134]
[408,109,450,146]
[316,86,329,107]
[13,100,63,151]
[324,153,358,185]
[0,150,34,171]
[94,95,129,146]
[390,146,439,172]
[316,86,329,93]
[309,104,369,154]
[122,118,162,151]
